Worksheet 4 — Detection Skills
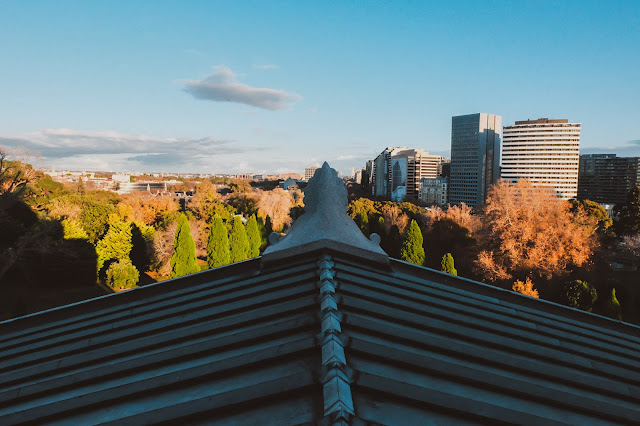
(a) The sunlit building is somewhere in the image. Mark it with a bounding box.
[449,113,502,206]
[502,118,581,200]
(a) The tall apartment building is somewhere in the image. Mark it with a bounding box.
[502,118,580,200]
[371,147,445,202]
[449,113,502,206]
[578,154,640,204]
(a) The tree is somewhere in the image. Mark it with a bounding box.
[245,215,261,258]
[130,222,154,272]
[207,215,230,268]
[96,220,133,274]
[170,214,200,278]
[356,211,369,237]
[61,219,89,240]
[562,280,597,312]
[602,288,622,320]
[512,277,539,298]
[228,216,250,263]
[615,186,640,235]
[383,224,402,258]
[80,199,115,243]
[569,199,612,230]
[401,220,425,266]
[441,253,457,276]
[105,260,139,291]
[256,188,293,232]
[475,180,596,282]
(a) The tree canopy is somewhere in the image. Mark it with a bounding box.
[228,216,250,263]
[401,220,425,266]
[245,215,261,258]
[441,253,457,275]
[207,215,231,268]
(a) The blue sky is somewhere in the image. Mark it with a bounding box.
[1,1,639,175]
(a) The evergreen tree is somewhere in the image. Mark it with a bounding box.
[105,260,139,290]
[207,215,230,268]
[385,224,402,258]
[603,288,622,320]
[96,220,133,274]
[256,215,268,251]
[562,280,597,312]
[264,215,273,235]
[401,220,425,266]
[356,211,369,237]
[61,219,89,240]
[441,253,457,275]
[170,214,200,278]
[229,215,250,263]
[246,215,261,257]
[615,186,640,235]
[130,222,153,273]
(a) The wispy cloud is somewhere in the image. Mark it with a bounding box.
[182,66,301,110]
[0,129,272,173]
[253,64,279,70]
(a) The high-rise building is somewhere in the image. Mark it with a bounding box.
[370,147,445,202]
[502,118,580,200]
[304,164,320,182]
[578,154,640,204]
[418,176,449,207]
[449,113,502,206]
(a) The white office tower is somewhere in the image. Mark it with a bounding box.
[502,118,581,200]
[450,113,502,206]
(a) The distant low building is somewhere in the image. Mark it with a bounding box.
[305,165,320,181]
[419,176,449,207]
[117,181,168,194]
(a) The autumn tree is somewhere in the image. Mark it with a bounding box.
[401,220,425,266]
[245,215,261,258]
[441,253,457,276]
[512,277,539,298]
[207,215,230,268]
[170,214,200,278]
[256,188,293,232]
[475,180,596,282]
[228,216,250,263]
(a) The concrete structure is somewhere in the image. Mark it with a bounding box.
[419,176,449,207]
[116,181,168,193]
[502,118,581,200]
[371,147,445,202]
[578,154,640,204]
[450,113,502,206]
[304,164,320,182]
[2,162,640,424]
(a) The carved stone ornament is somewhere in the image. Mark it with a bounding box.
[262,162,388,262]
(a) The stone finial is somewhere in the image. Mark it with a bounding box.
[262,162,388,264]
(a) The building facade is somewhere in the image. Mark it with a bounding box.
[449,113,502,206]
[418,176,449,207]
[502,118,581,200]
[304,165,320,182]
[578,154,640,204]
[371,147,445,202]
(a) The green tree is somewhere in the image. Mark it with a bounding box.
[264,215,273,235]
[105,260,139,290]
[207,215,230,268]
[356,211,369,237]
[246,215,261,257]
[441,253,457,276]
[79,199,114,243]
[603,288,622,320]
[229,216,250,263]
[170,214,200,278]
[562,280,597,312]
[383,224,402,258]
[401,220,425,266]
[61,219,89,240]
[615,186,640,235]
[569,199,613,230]
[130,222,153,272]
[96,220,133,274]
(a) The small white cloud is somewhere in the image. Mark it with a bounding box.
[183,66,301,111]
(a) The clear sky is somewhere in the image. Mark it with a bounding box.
[1,0,639,175]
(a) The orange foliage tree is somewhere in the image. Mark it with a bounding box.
[475,180,597,282]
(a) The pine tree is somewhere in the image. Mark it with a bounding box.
[264,215,273,235]
[401,220,425,266]
[105,260,139,290]
[356,211,369,237]
[246,215,261,258]
[603,288,622,320]
[441,253,457,275]
[207,215,230,268]
[385,224,402,258]
[96,220,133,274]
[170,214,200,278]
[229,216,250,263]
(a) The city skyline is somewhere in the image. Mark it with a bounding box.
[1,1,639,175]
